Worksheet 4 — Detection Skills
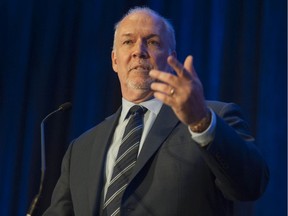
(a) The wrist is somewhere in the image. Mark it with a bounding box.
[189,109,212,133]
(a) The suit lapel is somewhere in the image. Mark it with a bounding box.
[87,105,179,212]
[129,104,180,181]
[88,107,122,214]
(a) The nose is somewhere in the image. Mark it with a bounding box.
[132,41,148,59]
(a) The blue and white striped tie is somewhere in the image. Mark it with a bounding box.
[103,105,147,216]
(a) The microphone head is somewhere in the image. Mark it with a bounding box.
[58,102,72,111]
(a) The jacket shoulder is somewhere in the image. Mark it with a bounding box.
[206,100,242,116]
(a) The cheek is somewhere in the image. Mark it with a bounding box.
[114,58,129,79]
[115,53,130,69]
[153,54,169,70]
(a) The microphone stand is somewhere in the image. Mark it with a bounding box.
[26,102,72,216]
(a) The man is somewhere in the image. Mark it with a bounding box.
[43,7,269,216]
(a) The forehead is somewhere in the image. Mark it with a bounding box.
[117,12,166,37]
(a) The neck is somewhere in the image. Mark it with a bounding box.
[122,89,154,104]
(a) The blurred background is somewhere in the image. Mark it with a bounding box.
[0,0,286,215]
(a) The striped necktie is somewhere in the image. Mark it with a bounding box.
[103,105,147,216]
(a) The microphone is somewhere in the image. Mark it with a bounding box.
[26,102,72,216]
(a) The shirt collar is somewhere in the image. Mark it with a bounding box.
[119,97,163,123]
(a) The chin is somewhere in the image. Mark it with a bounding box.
[127,79,153,90]
[129,84,150,90]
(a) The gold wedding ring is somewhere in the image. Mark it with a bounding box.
[170,87,175,96]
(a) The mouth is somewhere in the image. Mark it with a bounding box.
[129,64,152,72]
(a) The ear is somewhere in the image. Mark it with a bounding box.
[111,50,118,73]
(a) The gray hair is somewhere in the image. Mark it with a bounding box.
[113,7,176,52]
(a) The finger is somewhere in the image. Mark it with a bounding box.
[168,55,195,79]
[150,82,174,96]
[183,55,193,74]
[183,55,198,77]
[149,70,178,87]
[167,55,185,77]
[153,91,174,107]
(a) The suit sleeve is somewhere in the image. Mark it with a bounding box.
[201,102,269,201]
[42,143,75,216]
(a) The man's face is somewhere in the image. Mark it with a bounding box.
[112,12,174,102]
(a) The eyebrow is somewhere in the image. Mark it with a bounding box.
[121,33,133,37]
[120,33,160,39]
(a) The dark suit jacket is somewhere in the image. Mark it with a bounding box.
[43,101,269,216]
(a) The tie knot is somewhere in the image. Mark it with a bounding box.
[129,105,147,116]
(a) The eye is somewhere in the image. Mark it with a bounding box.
[148,40,160,47]
[123,40,133,45]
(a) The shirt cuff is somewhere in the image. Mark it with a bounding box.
[188,108,216,147]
